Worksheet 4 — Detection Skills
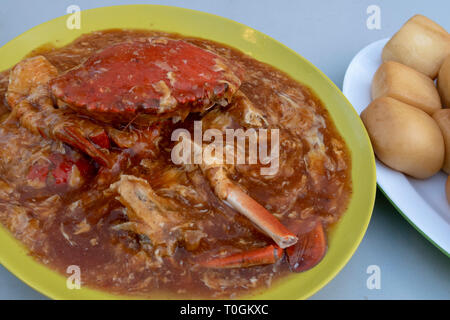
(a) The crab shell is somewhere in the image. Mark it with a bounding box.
[27,152,93,192]
[50,38,244,124]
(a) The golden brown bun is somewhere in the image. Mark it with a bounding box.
[432,109,450,174]
[372,61,442,115]
[361,97,444,179]
[438,55,450,107]
[382,15,450,79]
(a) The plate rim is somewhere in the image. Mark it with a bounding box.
[0,4,377,299]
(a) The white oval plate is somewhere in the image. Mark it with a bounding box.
[343,38,450,256]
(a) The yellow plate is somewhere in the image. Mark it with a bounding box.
[0,5,376,300]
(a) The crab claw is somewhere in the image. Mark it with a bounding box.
[220,180,298,249]
[286,221,327,272]
[199,222,327,271]
[199,245,284,269]
[174,139,298,249]
[202,162,297,249]
[6,55,116,168]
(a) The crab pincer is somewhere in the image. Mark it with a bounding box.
[51,38,244,124]
[285,221,327,272]
[200,245,284,269]
[200,221,327,272]
[176,139,298,249]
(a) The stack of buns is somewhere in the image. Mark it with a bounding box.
[360,15,450,204]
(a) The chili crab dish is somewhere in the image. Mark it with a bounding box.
[0,30,351,298]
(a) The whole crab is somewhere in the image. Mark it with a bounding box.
[5,36,327,271]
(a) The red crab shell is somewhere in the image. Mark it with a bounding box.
[27,152,93,193]
[50,38,244,124]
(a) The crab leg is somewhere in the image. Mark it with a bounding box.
[182,140,297,249]
[54,117,161,168]
[7,56,114,167]
[58,126,112,168]
[11,100,113,168]
[210,170,297,248]
[200,245,284,269]
[199,221,326,272]
[7,56,164,169]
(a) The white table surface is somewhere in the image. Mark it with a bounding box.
[0,0,449,300]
